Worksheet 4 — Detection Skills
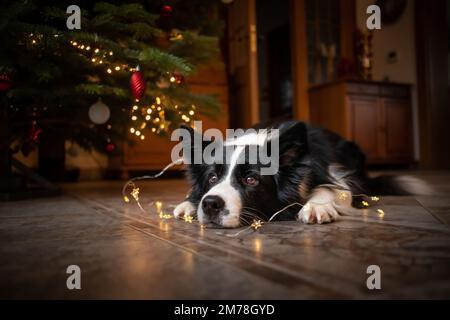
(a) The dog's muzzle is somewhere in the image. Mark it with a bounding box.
[201,195,226,222]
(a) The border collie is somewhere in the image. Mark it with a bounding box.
[174,121,430,228]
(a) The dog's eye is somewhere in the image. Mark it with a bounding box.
[244,176,258,186]
[208,173,218,185]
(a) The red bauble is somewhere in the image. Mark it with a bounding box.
[160,5,173,17]
[105,143,116,153]
[130,69,146,100]
[171,72,184,84]
[0,73,13,92]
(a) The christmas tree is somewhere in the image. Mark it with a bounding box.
[0,0,222,192]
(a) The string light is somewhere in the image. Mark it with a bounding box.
[251,220,263,230]
[377,209,385,218]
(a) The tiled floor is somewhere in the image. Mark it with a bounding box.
[1,172,450,299]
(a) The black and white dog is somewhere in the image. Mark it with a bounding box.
[174,121,430,228]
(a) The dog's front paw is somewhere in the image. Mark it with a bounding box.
[173,201,196,219]
[297,201,339,224]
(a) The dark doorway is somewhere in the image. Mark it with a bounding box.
[256,0,293,123]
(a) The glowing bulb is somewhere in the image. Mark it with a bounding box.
[155,118,160,123]
[160,124,165,129]
[94,48,99,53]
[377,209,385,218]
[170,76,176,82]
[109,51,113,56]
[86,46,90,50]
[157,106,161,111]
[145,115,151,121]
[130,128,135,133]
[107,68,112,74]
[115,66,120,71]
[135,130,141,136]
[174,105,178,109]
[132,105,138,111]
[32,40,36,44]
[156,97,161,105]
[140,135,145,140]
[184,117,190,122]
[91,58,96,62]
[131,116,137,121]
[152,128,156,132]
[140,122,146,129]
[80,45,84,49]
[146,109,152,114]
[189,110,194,116]
[73,42,78,46]
[99,60,103,64]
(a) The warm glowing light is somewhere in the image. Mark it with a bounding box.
[156,97,161,105]
[123,196,130,203]
[251,219,263,230]
[157,106,161,111]
[99,60,103,64]
[146,109,152,114]
[140,122,146,129]
[189,110,195,116]
[94,48,99,53]
[160,124,165,129]
[86,46,90,50]
[184,215,194,223]
[170,76,176,82]
[377,209,385,218]
[115,66,120,71]
[362,201,369,207]
[371,196,380,201]
[73,42,78,46]
[109,51,113,56]
[155,201,163,212]
[145,115,151,121]
[131,187,140,201]
[131,115,137,121]
[130,128,135,134]
[140,135,145,140]
[80,45,85,49]
[155,118,160,123]
[135,130,141,136]
[107,68,112,74]
[132,105,138,111]
[91,58,96,62]
[152,128,156,132]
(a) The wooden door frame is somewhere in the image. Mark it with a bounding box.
[415,0,450,169]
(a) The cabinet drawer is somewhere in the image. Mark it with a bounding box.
[380,85,410,98]
[345,82,379,96]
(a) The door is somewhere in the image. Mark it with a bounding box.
[228,0,259,128]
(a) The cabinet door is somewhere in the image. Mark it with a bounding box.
[383,98,413,161]
[349,95,383,161]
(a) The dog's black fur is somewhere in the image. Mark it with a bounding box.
[179,121,419,225]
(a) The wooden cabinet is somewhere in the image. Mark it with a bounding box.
[309,80,413,164]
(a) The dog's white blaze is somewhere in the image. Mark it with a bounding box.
[197,146,244,227]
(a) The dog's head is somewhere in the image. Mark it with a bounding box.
[182,122,310,228]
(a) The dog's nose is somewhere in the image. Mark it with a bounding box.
[202,195,225,217]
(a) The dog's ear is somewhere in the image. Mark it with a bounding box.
[277,122,308,167]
